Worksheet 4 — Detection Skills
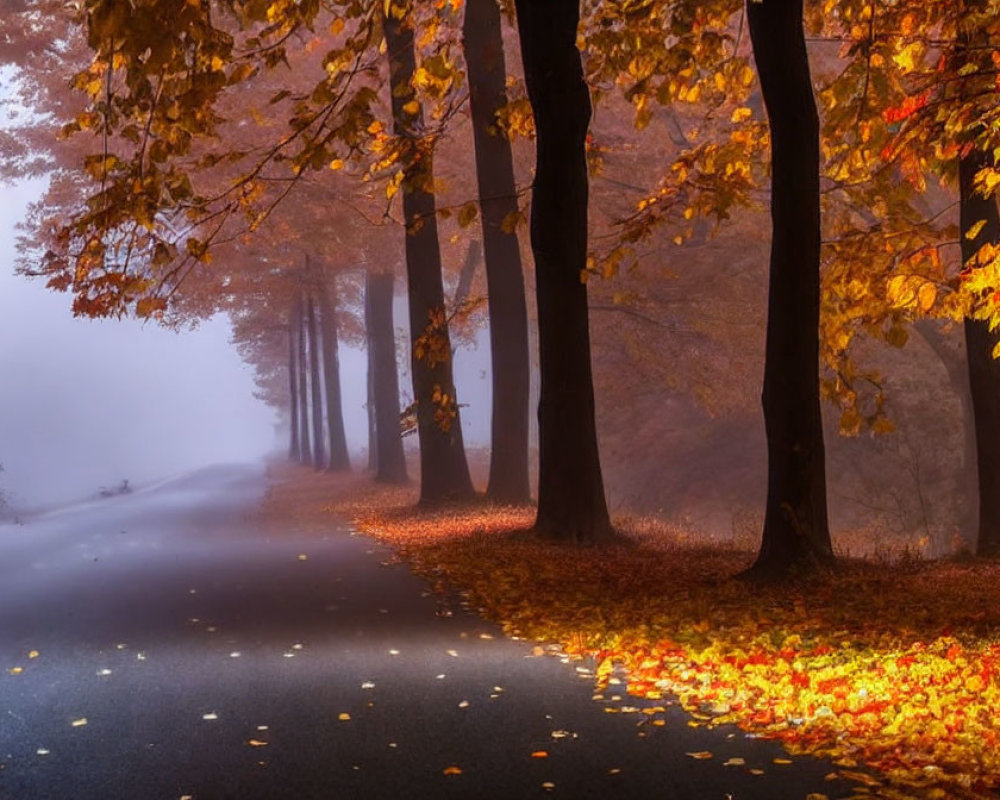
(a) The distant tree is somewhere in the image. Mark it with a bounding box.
[514,0,613,543]
[315,270,351,471]
[366,268,409,485]
[744,0,833,578]
[462,0,531,505]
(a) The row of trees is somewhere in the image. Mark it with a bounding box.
[3,0,1000,579]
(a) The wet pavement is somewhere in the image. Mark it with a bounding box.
[0,462,853,799]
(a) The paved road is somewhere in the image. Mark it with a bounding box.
[0,463,854,800]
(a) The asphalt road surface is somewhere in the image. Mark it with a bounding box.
[0,463,855,800]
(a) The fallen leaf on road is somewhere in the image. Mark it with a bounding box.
[71,718,87,727]
[723,757,745,767]
[8,667,22,675]
[96,668,112,676]
[446,649,459,657]
[247,739,268,747]
[458,700,469,709]
[541,782,555,791]
[531,751,548,758]
[361,681,375,689]
[28,650,39,659]
[202,713,218,721]
[686,751,713,760]
[773,758,792,765]
[338,713,351,721]
[442,766,462,775]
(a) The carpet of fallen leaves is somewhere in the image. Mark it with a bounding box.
[270,462,1000,800]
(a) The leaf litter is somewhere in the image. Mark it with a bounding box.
[266,464,1000,799]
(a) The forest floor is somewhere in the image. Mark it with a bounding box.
[269,460,1000,800]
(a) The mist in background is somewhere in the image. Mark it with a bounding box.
[1,180,278,510]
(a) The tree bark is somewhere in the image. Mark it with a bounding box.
[463,0,532,505]
[959,149,1000,556]
[514,0,612,542]
[367,269,409,485]
[287,310,300,462]
[296,291,312,466]
[317,274,351,471]
[307,292,326,470]
[384,3,475,505]
[745,0,833,578]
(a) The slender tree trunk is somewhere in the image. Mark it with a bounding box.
[959,150,1000,556]
[366,277,378,473]
[287,313,300,461]
[296,292,312,466]
[383,2,475,505]
[514,0,612,542]
[745,0,833,578]
[367,269,409,484]
[913,321,978,544]
[307,292,326,470]
[318,275,351,471]
[451,238,481,310]
[463,0,532,505]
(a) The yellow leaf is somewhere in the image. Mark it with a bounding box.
[731,106,752,123]
[531,750,548,758]
[28,650,39,659]
[966,218,988,240]
[402,100,420,115]
[773,758,793,765]
[330,17,345,34]
[329,159,344,171]
[917,282,937,312]
[686,751,713,759]
[443,766,462,775]
[247,739,268,747]
[338,712,351,721]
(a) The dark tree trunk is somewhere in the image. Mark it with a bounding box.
[514,0,612,542]
[384,3,475,505]
[745,0,833,578]
[307,292,326,470]
[287,312,300,462]
[296,292,312,466]
[365,274,378,472]
[367,269,409,485]
[959,150,1000,556]
[463,0,532,505]
[317,275,351,471]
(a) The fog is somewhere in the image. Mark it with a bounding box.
[0,179,496,513]
[0,180,277,510]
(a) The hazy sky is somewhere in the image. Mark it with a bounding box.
[0,179,278,509]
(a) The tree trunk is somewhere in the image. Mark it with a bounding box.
[307,292,326,470]
[959,149,1000,556]
[296,291,312,466]
[463,0,532,505]
[913,320,978,545]
[384,2,475,505]
[366,274,378,473]
[514,0,612,542]
[287,311,300,462]
[367,269,409,485]
[745,0,833,578]
[318,275,351,471]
